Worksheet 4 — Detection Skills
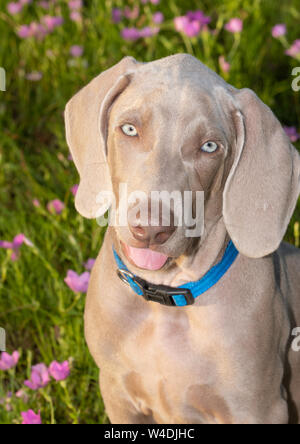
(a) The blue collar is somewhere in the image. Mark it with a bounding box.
[113,240,238,307]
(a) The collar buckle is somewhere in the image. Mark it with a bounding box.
[117,269,194,307]
[142,284,194,307]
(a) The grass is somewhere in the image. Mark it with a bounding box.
[0,0,299,424]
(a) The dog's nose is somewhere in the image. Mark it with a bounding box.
[129,223,175,246]
[128,201,176,246]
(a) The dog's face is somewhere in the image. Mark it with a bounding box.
[107,78,234,269]
[65,54,300,272]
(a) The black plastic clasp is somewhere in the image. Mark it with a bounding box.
[141,282,194,306]
[117,269,194,307]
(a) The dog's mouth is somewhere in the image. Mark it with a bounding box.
[121,242,169,271]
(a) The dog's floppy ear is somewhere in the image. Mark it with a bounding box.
[223,88,300,258]
[65,56,140,218]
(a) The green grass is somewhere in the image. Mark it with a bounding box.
[0,0,299,424]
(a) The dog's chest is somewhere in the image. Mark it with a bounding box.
[102,304,232,423]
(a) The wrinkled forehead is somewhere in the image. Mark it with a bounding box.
[109,63,233,139]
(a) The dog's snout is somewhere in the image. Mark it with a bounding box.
[127,199,177,247]
[129,224,175,246]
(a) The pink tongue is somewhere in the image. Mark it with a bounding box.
[125,245,168,271]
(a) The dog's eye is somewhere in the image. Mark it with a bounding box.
[121,124,138,137]
[200,141,218,153]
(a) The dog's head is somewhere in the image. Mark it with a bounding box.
[65,54,300,272]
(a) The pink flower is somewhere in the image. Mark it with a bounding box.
[0,351,19,371]
[70,11,82,22]
[174,16,188,32]
[152,12,164,24]
[30,22,45,39]
[121,25,160,41]
[68,0,82,10]
[7,2,23,14]
[123,6,139,20]
[26,71,43,82]
[47,199,65,214]
[49,360,70,381]
[272,24,286,38]
[174,16,200,37]
[139,26,159,38]
[186,10,211,25]
[225,18,243,33]
[70,184,79,196]
[174,11,210,38]
[0,234,33,262]
[84,258,95,271]
[33,198,40,207]
[70,45,83,57]
[284,126,300,143]
[112,8,122,24]
[121,27,141,41]
[17,25,31,38]
[18,22,47,40]
[219,55,231,73]
[64,270,90,293]
[21,409,42,424]
[42,15,64,32]
[14,234,32,248]
[24,363,50,390]
[285,40,300,58]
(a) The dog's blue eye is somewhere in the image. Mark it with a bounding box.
[121,124,138,137]
[200,141,218,153]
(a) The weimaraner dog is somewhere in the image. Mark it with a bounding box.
[65,54,300,424]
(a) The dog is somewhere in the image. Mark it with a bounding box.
[65,54,300,424]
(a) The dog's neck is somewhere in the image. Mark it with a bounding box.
[109,218,229,288]
[171,218,229,286]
